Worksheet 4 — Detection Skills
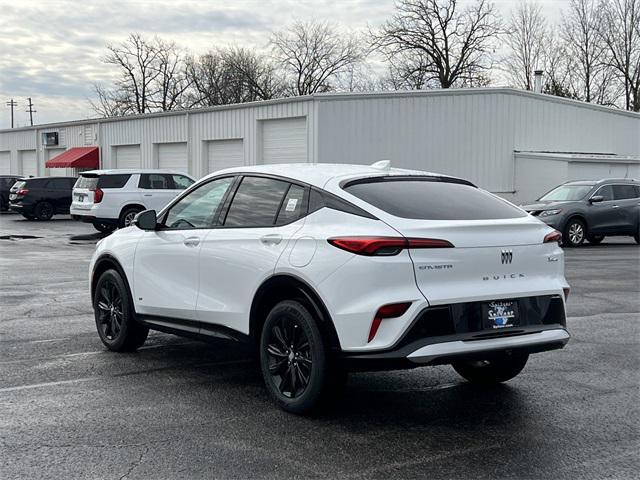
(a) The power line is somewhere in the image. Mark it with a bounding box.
[6,99,17,129]
[25,98,36,127]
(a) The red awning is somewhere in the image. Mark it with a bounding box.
[45,147,99,168]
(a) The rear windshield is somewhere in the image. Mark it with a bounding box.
[75,176,98,189]
[343,179,526,220]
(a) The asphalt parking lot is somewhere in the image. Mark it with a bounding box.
[1,214,638,480]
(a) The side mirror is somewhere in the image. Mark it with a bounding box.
[589,195,604,203]
[133,209,157,230]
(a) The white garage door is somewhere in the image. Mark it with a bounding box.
[0,151,10,174]
[115,145,141,169]
[158,142,188,171]
[19,150,37,177]
[207,139,244,173]
[261,117,307,164]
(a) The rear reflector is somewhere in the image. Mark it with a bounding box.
[91,187,104,203]
[544,231,562,243]
[17,188,29,196]
[369,302,412,342]
[328,236,453,256]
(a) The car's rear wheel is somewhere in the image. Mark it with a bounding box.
[260,300,331,414]
[119,207,142,228]
[93,269,148,352]
[587,235,604,244]
[563,218,586,247]
[452,352,529,384]
[93,222,115,234]
[34,201,54,221]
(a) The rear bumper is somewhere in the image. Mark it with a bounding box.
[342,294,569,370]
[71,214,118,226]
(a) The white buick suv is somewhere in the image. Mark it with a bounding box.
[89,162,570,413]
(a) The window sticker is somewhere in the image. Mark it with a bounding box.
[285,198,298,212]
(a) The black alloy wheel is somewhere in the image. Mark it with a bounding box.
[34,201,54,221]
[260,300,331,414]
[265,316,313,399]
[93,269,148,351]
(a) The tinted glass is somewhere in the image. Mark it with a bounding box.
[75,175,98,189]
[47,178,71,189]
[139,174,172,190]
[97,174,131,189]
[539,184,593,201]
[24,178,47,188]
[275,184,307,225]
[164,177,234,229]
[172,175,194,190]
[224,177,289,227]
[344,179,526,220]
[594,185,614,201]
[613,184,638,200]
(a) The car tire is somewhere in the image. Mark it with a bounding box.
[119,207,142,228]
[260,299,332,414]
[587,235,604,244]
[452,352,529,385]
[563,218,586,247]
[34,201,54,221]
[93,222,116,234]
[93,269,148,352]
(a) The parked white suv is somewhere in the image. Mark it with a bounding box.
[89,163,570,413]
[71,169,195,232]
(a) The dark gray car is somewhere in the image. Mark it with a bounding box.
[522,179,640,247]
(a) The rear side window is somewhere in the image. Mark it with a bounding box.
[343,179,526,220]
[172,175,194,190]
[97,174,131,189]
[75,176,99,189]
[24,178,47,188]
[139,174,172,189]
[275,184,307,225]
[613,184,638,200]
[47,178,71,190]
[224,176,289,227]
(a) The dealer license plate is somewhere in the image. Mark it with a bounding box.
[483,300,519,329]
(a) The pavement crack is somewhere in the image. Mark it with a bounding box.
[119,444,149,480]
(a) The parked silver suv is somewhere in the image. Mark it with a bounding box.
[521,179,640,247]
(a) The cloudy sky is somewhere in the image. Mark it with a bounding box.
[0,0,568,129]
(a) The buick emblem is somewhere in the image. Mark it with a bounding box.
[501,249,513,264]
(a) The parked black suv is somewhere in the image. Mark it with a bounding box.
[0,175,22,211]
[9,176,77,220]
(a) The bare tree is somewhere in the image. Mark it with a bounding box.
[270,20,364,95]
[372,0,503,89]
[186,47,283,107]
[149,39,191,112]
[599,0,640,111]
[503,1,549,90]
[89,84,133,117]
[560,0,611,103]
[541,33,579,99]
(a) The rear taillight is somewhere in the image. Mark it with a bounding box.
[369,302,412,342]
[91,188,104,203]
[16,188,29,196]
[327,236,453,256]
[544,231,562,244]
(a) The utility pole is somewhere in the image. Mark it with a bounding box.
[25,98,36,126]
[6,99,17,128]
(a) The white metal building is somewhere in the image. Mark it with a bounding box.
[1,88,638,203]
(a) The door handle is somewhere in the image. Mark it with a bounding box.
[183,237,200,247]
[143,194,153,197]
[611,204,619,208]
[260,234,282,245]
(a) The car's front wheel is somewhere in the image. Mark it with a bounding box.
[563,218,586,247]
[260,300,331,414]
[93,269,148,351]
[452,352,529,384]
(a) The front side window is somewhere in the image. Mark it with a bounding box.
[172,175,194,190]
[594,185,614,201]
[139,174,172,190]
[344,178,526,220]
[224,176,290,227]
[613,184,638,200]
[163,177,234,229]
[539,184,594,201]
